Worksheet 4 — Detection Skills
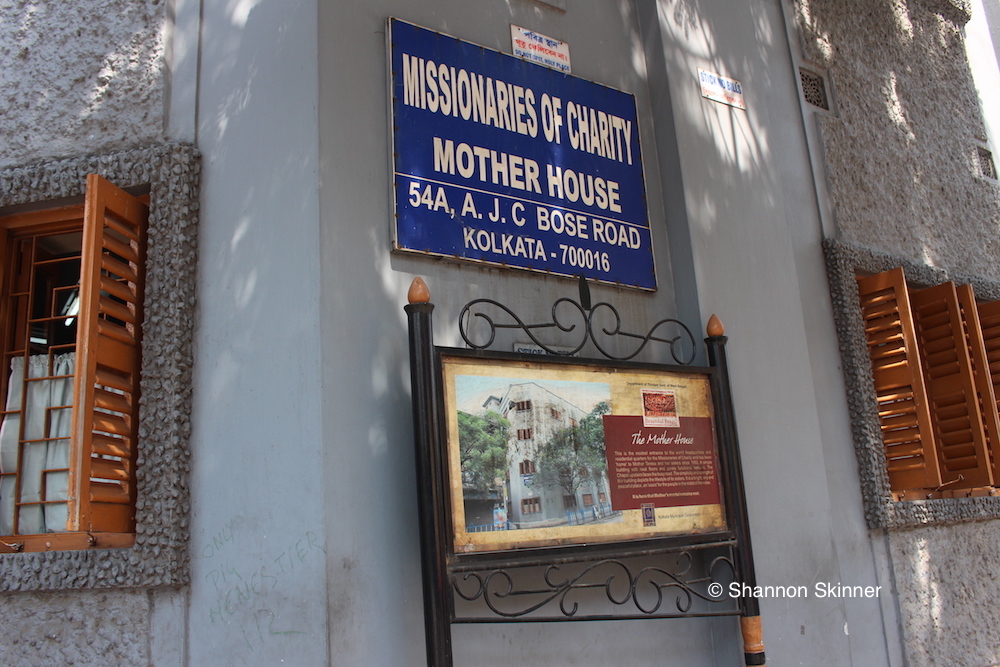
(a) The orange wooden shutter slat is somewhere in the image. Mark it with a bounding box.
[92,411,131,436]
[98,296,137,326]
[99,274,134,302]
[94,336,136,375]
[101,254,138,284]
[97,319,137,346]
[92,433,129,458]
[89,481,131,504]
[90,458,130,482]
[101,212,141,243]
[101,233,139,264]
[94,387,131,414]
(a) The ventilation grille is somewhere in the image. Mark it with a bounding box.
[800,68,829,110]
[978,147,997,180]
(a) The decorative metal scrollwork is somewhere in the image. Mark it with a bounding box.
[458,278,697,364]
[453,551,737,620]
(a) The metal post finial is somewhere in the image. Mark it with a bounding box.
[409,276,431,304]
[707,314,725,337]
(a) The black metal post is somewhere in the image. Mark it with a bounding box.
[406,287,455,667]
[706,326,766,667]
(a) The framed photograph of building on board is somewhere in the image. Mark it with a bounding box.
[441,353,727,555]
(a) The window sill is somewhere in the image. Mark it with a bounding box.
[0,532,135,554]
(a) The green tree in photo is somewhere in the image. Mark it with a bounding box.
[457,410,511,495]
[536,401,611,497]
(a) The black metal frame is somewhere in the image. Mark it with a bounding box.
[406,283,762,666]
[458,278,697,364]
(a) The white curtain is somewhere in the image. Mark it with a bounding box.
[0,353,75,535]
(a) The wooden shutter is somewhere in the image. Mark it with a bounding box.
[957,285,1000,484]
[977,298,1000,481]
[68,175,148,533]
[909,282,994,489]
[857,269,941,492]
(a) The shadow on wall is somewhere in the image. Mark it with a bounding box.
[653,0,781,243]
[316,1,721,663]
[795,0,1000,280]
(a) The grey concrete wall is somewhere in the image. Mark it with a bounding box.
[639,0,900,664]
[0,0,166,169]
[316,1,736,665]
[185,0,329,663]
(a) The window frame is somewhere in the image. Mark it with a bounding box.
[826,239,1000,530]
[856,268,1000,499]
[0,144,198,590]
[0,176,148,552]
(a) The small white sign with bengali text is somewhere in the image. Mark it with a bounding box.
[511,25,571,73]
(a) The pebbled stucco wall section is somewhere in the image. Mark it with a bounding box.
[0,590,149,666]
[888,522,1000,667]
[796,0,1000,279]
[0,0,165,169]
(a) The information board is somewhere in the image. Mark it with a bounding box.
[441,354,725,554]
[389,19,657,290]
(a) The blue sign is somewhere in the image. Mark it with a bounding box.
[390,19,656,290]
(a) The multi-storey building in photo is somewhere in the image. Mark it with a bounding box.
[481,382,613,529]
